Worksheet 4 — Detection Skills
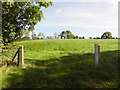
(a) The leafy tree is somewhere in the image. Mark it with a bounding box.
[66,30,71,39]
[60,31,67,39]
[82,36,85,39]
[73,36,79,39]
[89,37,92,39]
[2,1,52,44]
[38,32,44,39]
[69,33,75,39]
[60,30,75,39]
[101,31,112,39]
[61,31,66,35]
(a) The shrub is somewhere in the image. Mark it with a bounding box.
[22,37,30,40]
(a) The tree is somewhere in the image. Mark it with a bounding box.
[60,31,67,39]
[101,31,112,39]
[66,30,71,39]
[54,32,58,39]
[69,33,75,39]
[73,36,79,39]
[2,1,52,44]
[89,37,92,39]
[82,36,85,39]
[38,32,44,39]
[60,30,75,39]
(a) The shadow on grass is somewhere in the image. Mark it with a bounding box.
[4,50,119,88]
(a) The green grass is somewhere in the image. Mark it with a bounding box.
[2,39,119,88]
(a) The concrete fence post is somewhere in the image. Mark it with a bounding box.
[18,45,24,66]
[95,44,100,66]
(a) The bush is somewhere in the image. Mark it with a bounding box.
[22,37,30,40]
[33,37,39,40]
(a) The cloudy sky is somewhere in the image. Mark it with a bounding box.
[33,0,119,38]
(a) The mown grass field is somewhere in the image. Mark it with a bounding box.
[2,39,119,88]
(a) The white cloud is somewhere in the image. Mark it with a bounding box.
[62,12,97,18]
[52,2,117,30]
[39,4,117,29]
[55,9,62,14]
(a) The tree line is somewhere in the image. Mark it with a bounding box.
[22,30,85,40]
[22,30,117,40]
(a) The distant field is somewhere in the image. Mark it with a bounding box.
[2,39,119,88]
[16,39,118,60]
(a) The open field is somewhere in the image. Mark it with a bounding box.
[2,39,119,88]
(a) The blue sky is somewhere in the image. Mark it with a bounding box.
[33,0,118,38]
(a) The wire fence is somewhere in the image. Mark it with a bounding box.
[2,43,19,65]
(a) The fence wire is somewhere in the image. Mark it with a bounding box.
[2,43,19,65]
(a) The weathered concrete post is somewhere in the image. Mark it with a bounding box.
[95,44,100,66]
[18,45,24,66]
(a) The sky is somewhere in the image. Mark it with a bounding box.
[33,0,119,38]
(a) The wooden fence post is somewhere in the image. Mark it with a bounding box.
[95,44,100,66]
[18,45,24,66]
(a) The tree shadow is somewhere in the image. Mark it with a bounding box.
[4,50,119,88]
